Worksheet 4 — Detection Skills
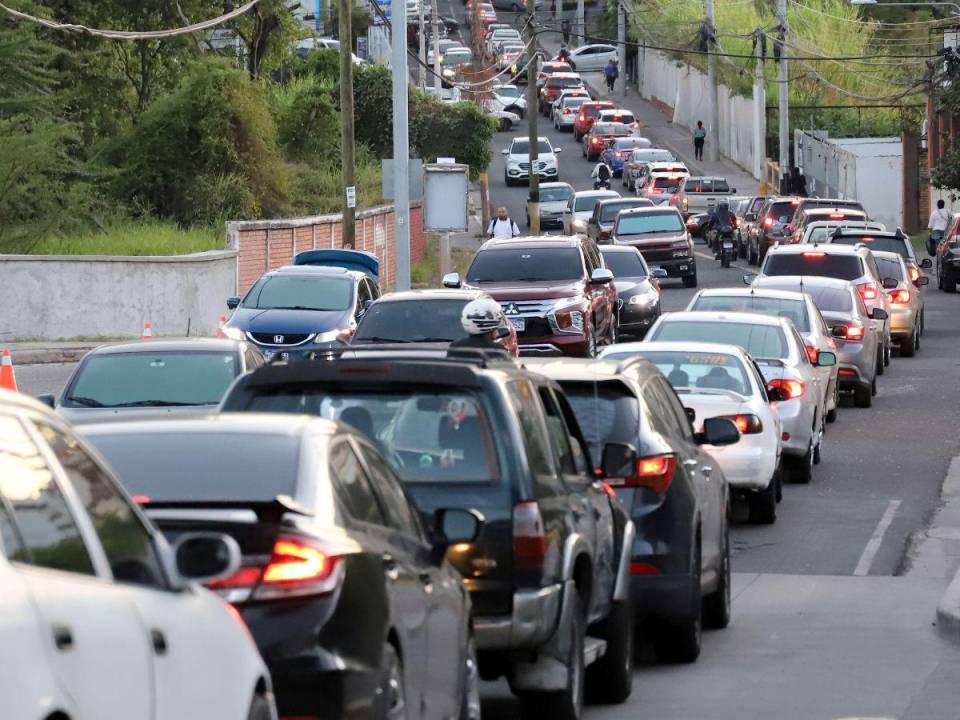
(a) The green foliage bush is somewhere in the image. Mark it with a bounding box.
[410,95,497,179]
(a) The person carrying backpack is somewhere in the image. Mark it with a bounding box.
[604,59,619,93]
[488,206,521,238]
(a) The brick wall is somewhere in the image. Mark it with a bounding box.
[227,203,425,294]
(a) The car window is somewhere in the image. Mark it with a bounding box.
[242,274,354,311]
[653,378,695,442]
[601,249,647,277]
[691,295,810,332]
[537,387,577,476]
[714,179,729,192]
[329,441,387,526]
[616,211,684,234]
[699,179,714,192]
[763,252,863,281]
[356,441,422,540]
[35,422,166,589]
[357,280,372,315]
[875,255,904,281]
[0,414,95,575]
[651,320,788,359]
[507,380,562,496]
[560,381,642,465]
[467,247,584,283]
[354,298,469,343]
[614,349,751,396]
[641,381,676,440]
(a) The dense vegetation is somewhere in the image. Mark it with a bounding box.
[0,2,495,254]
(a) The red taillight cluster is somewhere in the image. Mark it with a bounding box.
[767,378,804,400]
[908,266,921,285]
[857,282,878,301]
[805,345,820,364]
[608,454,677,493]
[721,414,764,434]
[834,323,865,341]
[889,288,911,305]
[513,501,546,571]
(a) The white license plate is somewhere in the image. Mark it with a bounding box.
[723,241,734,249]
[510,318,525,332]
[679,265,688,271]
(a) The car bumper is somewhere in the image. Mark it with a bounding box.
[888,304,917,338]
[538,213,564,228]
[835,342,874,385]
[641,257,696,278]
[474,583,563,650]
[618,303,659,338]
[775,397,815,455]
[556,116,576,128]
[707,436,778,491]
[517,332,589,356]
[267,654,379,718]
[507,167,558,180]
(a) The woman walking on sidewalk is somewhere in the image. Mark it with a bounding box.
[693,121,706,161]
[604,59,619,93]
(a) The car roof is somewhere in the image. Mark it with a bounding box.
[696,287,808,303]
[480,235,583,250]
[599,244,642,254]
[685,176,727,182]
[80,412,335,439]
[802,207,866,216]
[374,289,486,302]
[618,206,681,216]
[829,228,902,239]
[547,73,582,80]
[86,338,245,355]
[659,310,785,328]
[524,357,650,383]
[768,242,864,256]
[754,274,853,291]
[647,161,688,170]
[613,340,753,361]
[574,190,619,198]
[539,181,573,190]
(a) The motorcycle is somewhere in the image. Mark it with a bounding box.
[717,224,735,268]
[593,178,611,190]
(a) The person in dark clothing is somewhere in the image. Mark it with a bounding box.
[604,59,619,92]
[693,121,706,161]
[788,166,808,197]
[706,198,736,258]
[561,18,571,44]
[447,298,509,356]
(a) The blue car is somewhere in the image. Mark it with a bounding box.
[601,137,654,177]
[223,249,381,358]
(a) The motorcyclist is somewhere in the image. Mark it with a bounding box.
[706,198,736,259]
[448,297,509,355]
[592,160,613,189]
[557,44,571,63]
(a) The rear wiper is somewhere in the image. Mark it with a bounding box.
[66,396,105,407]
[109,400,211,407]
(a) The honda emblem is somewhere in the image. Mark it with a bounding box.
[273,335,284,344]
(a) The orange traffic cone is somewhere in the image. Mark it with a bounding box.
[216,315,227,338]
[0,350,18,392]
[142,322,153,340]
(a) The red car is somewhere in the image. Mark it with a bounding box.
[582,121,632,161]
[573,100,615,141]
[539,73,584,114]
[536,61,572,87]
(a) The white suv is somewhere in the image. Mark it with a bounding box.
[502,135,561,186]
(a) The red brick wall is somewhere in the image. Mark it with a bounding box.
[230,204,425,294]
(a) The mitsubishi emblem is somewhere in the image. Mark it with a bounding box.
[504,303,520,316]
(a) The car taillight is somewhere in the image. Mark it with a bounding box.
[767,378,804,400]
[889,288,911,304]
[802,251,826,258]
[578,113,585,121]
[513,501,546,571]
[609,454,676,493]
[805,345,819,364]
[563,108,572,114]
[857,282,878,301]
[721,414,763,434]
[764,217,773,226]
[592,137,601,144]
[908,266,921,284]
[845,323,865,341]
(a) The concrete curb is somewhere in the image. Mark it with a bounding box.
[9,345,102,366]
[936,571,960,642]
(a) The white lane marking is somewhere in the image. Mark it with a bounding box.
[853,499,902,576]
[693,250,752,273]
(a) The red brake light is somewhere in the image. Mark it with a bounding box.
[131,494,150,504]
[767,378,804,400]
[856,282,878,301]
[804,346,819,364]
[839,368,857,377]
[839,323,865,341]
[264,540,331,584]
[764,217,773,227]
[802,251,826,258]
[610,454,676,493]
[630,562,659,575]
[908,266,921,283]
[828,213,844,219]
[722,414,763,434]
[513,501,546,571]
[889,288,911,304]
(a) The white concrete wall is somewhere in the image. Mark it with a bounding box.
[0,250,236,341]
[855,154,903,231]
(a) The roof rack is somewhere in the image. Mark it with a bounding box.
[265,344,517,370]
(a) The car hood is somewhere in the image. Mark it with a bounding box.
[614,231,687,244]
[540,201,568,213]
[229,307,354,333]
[614,278,656,295]
[508,153,556,162]
[467,279,585,301]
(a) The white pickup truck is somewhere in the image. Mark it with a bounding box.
[675,176,738,217]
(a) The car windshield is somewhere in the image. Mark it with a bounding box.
[875,255,904,281]
[563,97,588,108]
[651,321,789,359]
[608,349,751,396]
[763,253,863,281]
[759,282,854,312]
[354,299,469,343]
[575,194,612,212]
[616,212,683,234]
[242,274,353,311]
[602,114,634,124]
[600,250,648,277]
[600,200,650,222]
[652,177,681,191]
[540,186,573,202]
[560,381,642,466]
[496,86,520,99]
[511,139,553,155]
[64,351,238,408]
[832,235,909,257]
[691,296,810,332]
[242,390,499,483]
[764,201,799,223]
[442,52,471,65]
[467,247,583,282]
[87,432,300,502]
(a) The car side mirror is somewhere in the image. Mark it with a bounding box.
[555,147,563,153]
[684,407,696,423]
[501,148,510,155]
[226,296,241,310]
[766,385,789,402]
[696,417,740,446]
[732,188,737,193]
[601,442,637,479]
[881,277,899,290]
[364,299,374,311]
[172,533,241,584]
[590,268,614,284]
[442,272,462,288]
[432,508,484,561]
[870,308,889,321]
[650,268,668,279]
[831,324,848,339]
[36,394,56,408]
[742,272,757,286]
[920,275,930,285]
[921,258,933,269]
[816,351,837,367]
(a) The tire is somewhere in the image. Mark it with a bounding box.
[721,251,730,268]
[876,349,885,376]
[871,375,878,396]
[247,695,273,720]
[900,327,917,357]
[585,327,597,358]
[526,213,531,228]
[748,479,777,524]
[683,272,698,288]
[826,383,839,423]
[375,643,408,720]
[789,441,814,484]
[517,592,586,720]
[884,341,891,367]
[504,172,512,187]
[459,635,482,720]
[813,427,823,465]
[585,600,633,704]
[944,269,957,293]
[702,527,731,629]
[652,542,702,664]
[854,382,872,408]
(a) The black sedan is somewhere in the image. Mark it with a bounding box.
[600,245,666,341]
[82,414,483,720]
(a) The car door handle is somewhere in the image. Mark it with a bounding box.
[701,465,713,476]
[683,459,699,468]
[418,572,434,593]
[52,624,73,651]
[151,629,168,656]
[382,554,400,582]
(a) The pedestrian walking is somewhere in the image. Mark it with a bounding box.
[693,121,706,161]
[928,198,951,256]
[604,58,619,93]
[561,18,571,45]
[788,166,808,197]
[487,206,521,238]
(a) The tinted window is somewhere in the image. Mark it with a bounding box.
[632,150,674,163]
[763,201,799,224]
[357,442,421,538]
[242,274,353,311]
[354,299,468,343]
[616,212,684,234]
[613,138,645,152]
[563,97,587,109]
[749,197,766,213]
[714,179,730,192]
[0,415,94,575]
[609,349,751,396]
[538,388,576,476]
[599,200,652,223]
[86,432,300,502]
[506,380,559,492]
[467,248,583,283]
[329,441,386,526]
[575,194,614,212]
[36,423,165,588]
[582,104,608,118]
[655,378,696,442]
[651,320,788,359]
[652,177,682,191]
[540,186,573,202]
[690,295,810,332]
[562,382,642,463]
[832,235,910,258]
[757,282,854,313]
[0,501,25,559]
[600,249,648,277]
[64,352,238,408]
[763,253,863,281]
[874,255,904,281]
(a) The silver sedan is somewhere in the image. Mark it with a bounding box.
[873,250,926,357]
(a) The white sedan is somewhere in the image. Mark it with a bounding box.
[0,390,276,720]
[565,43,618,71]
[601,341,783,523]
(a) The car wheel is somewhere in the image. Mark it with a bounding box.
[585,599,633,704]
[901,327,917,357]
[884,341,891,366]
[375,643,407,720]
[813,425,823,465]
[247,695,273,720]
[789,441,814,484]
[504,172,511,187]
[525,213,530,228]
[775,466,784,502]
[702,526,732,628]
[517,592,586,720]
[826,391,839,423]
[854,382,873,408]
[500,117,512,131]
[916,323,922,349]
[748,479,777,524]
[568,60,576,71]
[652,540,702,664]
[585,326,597,358]
[683,272,698,288]
[459,635,482,720]
[871,374,878,396]
[876,348,885,376]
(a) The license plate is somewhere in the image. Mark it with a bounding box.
[723,241,734,249]
[510,318,525,332]
[679,265,688,271]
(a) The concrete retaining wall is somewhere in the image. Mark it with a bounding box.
[0,250,236,341]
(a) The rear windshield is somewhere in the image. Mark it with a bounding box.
[616,212,684,235]
[600,250,648,277]
[354,299,467,343]
[600,200,651,222]
[831,235,909,258]
[651,321,788,359]
[763,201,799,224]
[88,432,300,502]
[608,349,751,396]
[575,194,612,212]
[690,296,810,332]
[242,274,353,311]
[749,197,766,213]
[582,104,611,118]
[64,352,237,408]
[807,286,854,312]
[652,177,681,191]
[548,76,582,88]
[543,63,572,73]
[763,252,863,281]
[560,382,641,464]
[242,390,499,483]
[467,247,582,283]
[874,255,904,281]
[592,123,629,136]
[632,150,674,163]
[613,138,646,151]
[563,97,588,108]
[540,186,573,202]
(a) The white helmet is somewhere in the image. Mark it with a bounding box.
[461,297,503,335]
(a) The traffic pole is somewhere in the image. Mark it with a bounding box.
[617,0,626,97]
[392,0,411,289]
[777,0,789,193]
[418,0,426,88]
[431,0,441,96]
[705,0,720,162]
[339,0,356,248]
[526,0,540,235]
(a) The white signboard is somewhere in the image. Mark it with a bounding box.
[345,186,356,208]
[423,163,469,232]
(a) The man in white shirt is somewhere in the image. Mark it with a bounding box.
[487,206,521,238]
[928,198,951,255]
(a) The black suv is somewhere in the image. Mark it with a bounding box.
[221,355,635,719]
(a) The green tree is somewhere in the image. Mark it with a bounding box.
[234,0,300,79]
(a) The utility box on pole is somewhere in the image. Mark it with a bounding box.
[423,163,469,232]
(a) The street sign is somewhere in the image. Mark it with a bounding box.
[423,162,469,232]
[346,186,356,208]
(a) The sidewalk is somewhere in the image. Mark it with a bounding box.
[2,341,111,365]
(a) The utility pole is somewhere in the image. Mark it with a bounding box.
[392,0,411,289]
[576,0,584,47]
[431,0,441,96]
[753,28,766,184]
[418,0,426,88]
[777,0,789,193]
[526,0,540,235]
[705,0,720,162]
[617,0,626,97]
[339,0,356,248]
